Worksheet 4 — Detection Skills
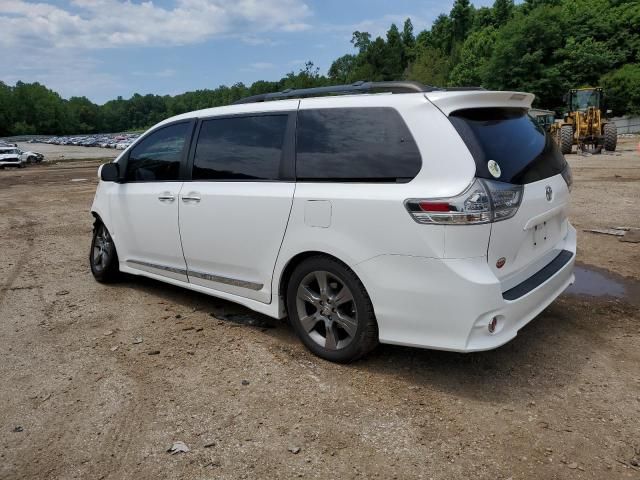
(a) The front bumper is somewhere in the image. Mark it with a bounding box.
[354,224,576,352]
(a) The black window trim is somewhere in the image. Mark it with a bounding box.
[117,118,197,183]
[184,110,297,182]
[293,106,422,184]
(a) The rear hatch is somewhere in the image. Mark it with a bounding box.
[429,92,572,290]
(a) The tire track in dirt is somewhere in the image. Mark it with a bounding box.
[0,214,36,309]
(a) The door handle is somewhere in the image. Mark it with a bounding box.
[181,193,201,203]
[158,193,176,202]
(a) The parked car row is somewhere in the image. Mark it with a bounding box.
[37,133,141,150]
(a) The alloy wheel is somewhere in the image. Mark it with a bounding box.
[92,225,112,272]
[295,270,358,350]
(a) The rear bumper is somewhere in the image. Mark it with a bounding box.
[355,223,576,352]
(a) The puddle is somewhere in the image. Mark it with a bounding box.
[564,263,640,306]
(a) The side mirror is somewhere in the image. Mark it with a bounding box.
[100,162,120,182]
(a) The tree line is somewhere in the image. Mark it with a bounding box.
[1,0,639,136]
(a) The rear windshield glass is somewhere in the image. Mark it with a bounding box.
[449,108,566,184]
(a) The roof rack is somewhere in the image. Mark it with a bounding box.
[233,81,441,105]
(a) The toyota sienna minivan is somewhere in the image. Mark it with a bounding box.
[90,81,575,363]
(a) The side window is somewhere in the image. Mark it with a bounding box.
[296,107,422,182]
[125,122,190,182]
[193,115,288,181]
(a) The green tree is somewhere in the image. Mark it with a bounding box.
[383,24,405,79]
[407,47,451,86]
[351,31,372,54]
[483,6,565,107]
[600,64,640,115]
[328,54,357,83]
[451,0,473,43]
[450,27,497,86]
[493,0,514,25]
[402,18,416,63]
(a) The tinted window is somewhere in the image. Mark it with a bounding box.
[296,107,421,182]
[193,115,288,180]
[449,108,566,184]
[125,122,189,181]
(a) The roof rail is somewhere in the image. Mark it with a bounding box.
[232,81,439,105]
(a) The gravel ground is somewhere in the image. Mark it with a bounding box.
[0,138,639,480]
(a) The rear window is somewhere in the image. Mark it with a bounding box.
[296,107,421,182]
[449,108,566,184]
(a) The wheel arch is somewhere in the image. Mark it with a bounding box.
[276,250,371,315]
[90,210,121,254]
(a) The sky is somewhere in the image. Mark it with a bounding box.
[1,0,494,104]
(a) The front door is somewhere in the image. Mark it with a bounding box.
[111,121,193,282]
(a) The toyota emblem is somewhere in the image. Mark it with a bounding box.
[545,185,553,202]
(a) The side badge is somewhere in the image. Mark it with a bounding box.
[487,160,501,179]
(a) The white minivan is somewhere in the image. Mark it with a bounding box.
[90,81,575,362]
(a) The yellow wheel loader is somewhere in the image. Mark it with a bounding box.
[551,87,617,154]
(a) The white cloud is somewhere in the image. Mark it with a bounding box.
[249,62,275,70]
[132,68,177,78]
[0,0,312,49]
[0,45,123,101]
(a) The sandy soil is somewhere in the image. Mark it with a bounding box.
[0,139,639,480]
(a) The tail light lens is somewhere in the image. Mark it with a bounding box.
[405,179,523,225]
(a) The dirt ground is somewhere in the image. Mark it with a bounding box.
[0,138,639,480]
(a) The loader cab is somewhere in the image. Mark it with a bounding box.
[567,88,602,112]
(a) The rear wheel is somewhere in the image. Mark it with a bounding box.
[90,222,121,283]
[286,256,378,363]
[560,125,573,154]
[604,123,617,151]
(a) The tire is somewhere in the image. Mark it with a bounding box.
[560,125,573,154]
[27,156,35,164]
[286,255,378,363]
[604,123,617,151]
[90,221,121,283]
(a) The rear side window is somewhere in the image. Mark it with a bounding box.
[296,107,421,182]
[193,115,288,181]
[449,108,566,184]
[125,122,189,182]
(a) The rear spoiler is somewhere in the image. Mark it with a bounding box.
[425,90,535,116]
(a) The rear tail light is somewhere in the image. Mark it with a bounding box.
[405,178,523,225]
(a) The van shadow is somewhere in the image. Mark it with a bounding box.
[114,273,294,337]
[352,297,603,403]
[114,275,600,404]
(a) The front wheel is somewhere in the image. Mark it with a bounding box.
[560,125,573,155]
[286,256,378,363]
[90,222,121,282]
[603,123,617,151]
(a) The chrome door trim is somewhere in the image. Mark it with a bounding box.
[126,260,263,291]
[126,259,187,276]
[188,269,263,291]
